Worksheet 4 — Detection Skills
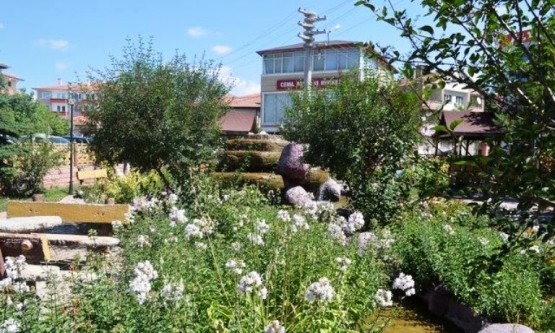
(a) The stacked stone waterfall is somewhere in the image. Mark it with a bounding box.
[213,135,339,205]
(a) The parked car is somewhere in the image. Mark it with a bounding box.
[31,134,70,144]
[62,136,92,144]
[0,134,17,145]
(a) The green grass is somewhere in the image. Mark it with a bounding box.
[0,187,69,212]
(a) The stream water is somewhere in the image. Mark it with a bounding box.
[380,299,463,333]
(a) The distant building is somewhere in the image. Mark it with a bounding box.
[220,93,261,136]
[256,40,394,133]
[0,63,24,95]
[408,73,486,155]
[34,79,97,136]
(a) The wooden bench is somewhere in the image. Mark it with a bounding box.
[76,169,108,185]
[7,201,130,224]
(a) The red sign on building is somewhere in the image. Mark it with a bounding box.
[276,78,341,91]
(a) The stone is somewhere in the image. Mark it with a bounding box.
[285,186,313,207]
[0,216,63,233]
[19,264,60,281]
[277,143,309,183]
[318,178,342,201]
[478,324,535,333]
[34,233,120,248]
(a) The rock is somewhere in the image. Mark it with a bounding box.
[33,233,120,248]
[0,216,63,233]
[478,324,535,333]
[318,178,342,201]
[277,143,309,183]
[19,264,60,281]
[285,186,312,207]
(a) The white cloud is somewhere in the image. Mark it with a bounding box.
[55,61,69,71]
[0,23,4,30]
[219,65,260,96]
[212,45,232,55]
[38,39,70,51]
[187,26,207,38]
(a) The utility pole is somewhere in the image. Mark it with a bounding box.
[297,8,325,90]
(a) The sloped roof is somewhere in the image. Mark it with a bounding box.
[226,93,260,109]
[2,72,23,81]
[219,110,257,134]
[439,111,504,137]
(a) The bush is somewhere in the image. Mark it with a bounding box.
[0,142,62,197]
[282,71,422,225]
[391,203,553,329]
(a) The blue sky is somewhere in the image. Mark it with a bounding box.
[0,0,421,96]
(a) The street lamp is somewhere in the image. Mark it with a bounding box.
[68,97,75,195]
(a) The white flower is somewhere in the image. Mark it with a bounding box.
[392,273,415,297]
[231,241,243,253]
[169,207,187,225]
[291,214,310,233]
[277,210,291,222]
[111,220,124,231]
[478,237,489,246]
[305,277,334,303]
[161,280,185,303]
[374,289,393,307]
[335,257,352,272]
[5,255,26,280]
[255,219,270,234]
[237,271,267,299]
[13,282,29,294]
[327,223,347,245]
[443,224,455,235]
[247,233,264,246]
[168,193,178,205]
[129,260,158,304]
[346,211,365,233]
[0,278,12,289]
[225,259,246,275]
[264,320,286,333]
[0,318,20,333]
[499,232,510,243]
[185,224,203,240]
[136,235,151,248]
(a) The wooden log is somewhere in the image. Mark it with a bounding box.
[0,233,51,263]
[31,233,120,248]
[211,172,284,190]
[225,138,289,152]
[222,151,281,171]
[7,201,130,224]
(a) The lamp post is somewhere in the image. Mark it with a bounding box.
[68,97,75,195]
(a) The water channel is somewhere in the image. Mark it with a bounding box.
[380,299,463,333]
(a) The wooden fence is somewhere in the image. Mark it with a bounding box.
[52,143,96,166]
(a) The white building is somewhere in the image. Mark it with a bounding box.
[256,40,394,133]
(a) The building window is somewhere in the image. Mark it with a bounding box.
[41,91,51,99]
[263,93,293,124]
[62,106,66,112]
[262,48,360,74]
[455,96,464,105]
[444,94,452,103]
[56,106,61,112]
[56,92,67,99]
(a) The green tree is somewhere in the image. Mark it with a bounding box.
[282,72,422,224]
[85,38,230,189]
[357,0,555,240]
[0,92,67,196]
